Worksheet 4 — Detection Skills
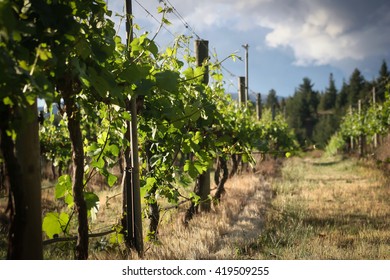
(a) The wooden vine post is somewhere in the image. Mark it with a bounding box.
[16,102,42,260]
[272,104,276,121]
[2,101,43,259]
[358,99,365,157]
[372,87,378,148]
[195,39,211,212]
[242,43,249,108]
[122,0,143,256]
[349,105,354,152]
[256,93,262,120]
[238,76,246,106]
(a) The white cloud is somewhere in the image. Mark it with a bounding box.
[183,3,234,29]
[263,9,365,66]
[107,0,390,68]
[152,0,390,66]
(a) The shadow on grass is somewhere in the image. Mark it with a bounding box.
[302,212,390,232]
[311,160,343,167]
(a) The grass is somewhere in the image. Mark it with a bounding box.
[253,155,390,259]
[15,170,269,260]
[91,173,270,260]
[1,155,389,259]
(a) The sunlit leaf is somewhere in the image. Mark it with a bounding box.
[107,173,117,187]
[42,212,69,238]
[55,175,72,199]
[109,232,124,244]
[37,46,52,61]
[2,97,13,106]
[108,144,120,157]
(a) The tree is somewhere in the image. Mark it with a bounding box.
[348,68,366,106]
[336,80,348,111]
[319,73,338,111]
[315,74,340,147]
[376,60,390,102]
[313,114,339,148]
[266,89,279,109]
[286,78,319,146]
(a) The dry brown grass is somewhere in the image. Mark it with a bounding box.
[2,154,388,260]
[91,173,271,260]
[255,156,390,259]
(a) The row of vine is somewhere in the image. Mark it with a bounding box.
[328,86,390,156]
[0,0,297,259]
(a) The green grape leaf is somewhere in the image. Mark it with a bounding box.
[184,160,200,178]
[42,212,70,238]
[107,144,120,157]
[242,153,249,163]
[194,162,205,174]
[107,173,117,187]
[55,174,72,199]
[109,232,124,244]
[3,97,14,106]
[75,38,91,59]
[65,193,74,208]
[155,70,180,93]
[141,177,157,199]
[189,192,201,206]
[183,67,194,80]
[37,46,52,61]
[91,157,105,169]
[84,192,100,212]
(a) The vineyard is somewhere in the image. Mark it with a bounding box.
[335,87,390,158]
[0,0,298,259]
[1,1,389,260]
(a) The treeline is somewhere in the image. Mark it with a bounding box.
[263,61,390,148]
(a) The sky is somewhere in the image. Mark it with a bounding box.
[106,0,390,98]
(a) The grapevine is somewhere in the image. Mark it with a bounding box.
[0,0,298,258]
[337,85,390,154]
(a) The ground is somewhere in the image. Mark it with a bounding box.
[0,154,389,259]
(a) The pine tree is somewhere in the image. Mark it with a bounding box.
[377,60,390,102]
[336,80,348,111]
[266,89,279,109]
[286,78,319,146]
[320,73,338,111]
[313,114,338,148]
[315,74,339,147]
[347,68,366,106]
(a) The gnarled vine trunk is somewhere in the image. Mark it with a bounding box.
[148,200,160,240]
[183,180,199,226]
[61,78,89,260]
[145,142,160,241]
[229,154,241,178]
[213,157,228,203]
[184,173,209,225]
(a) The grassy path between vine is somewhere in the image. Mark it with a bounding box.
[119,154,390,260]
[254,155,390,259]
[92,172,272,259]
[2,154,388,260]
